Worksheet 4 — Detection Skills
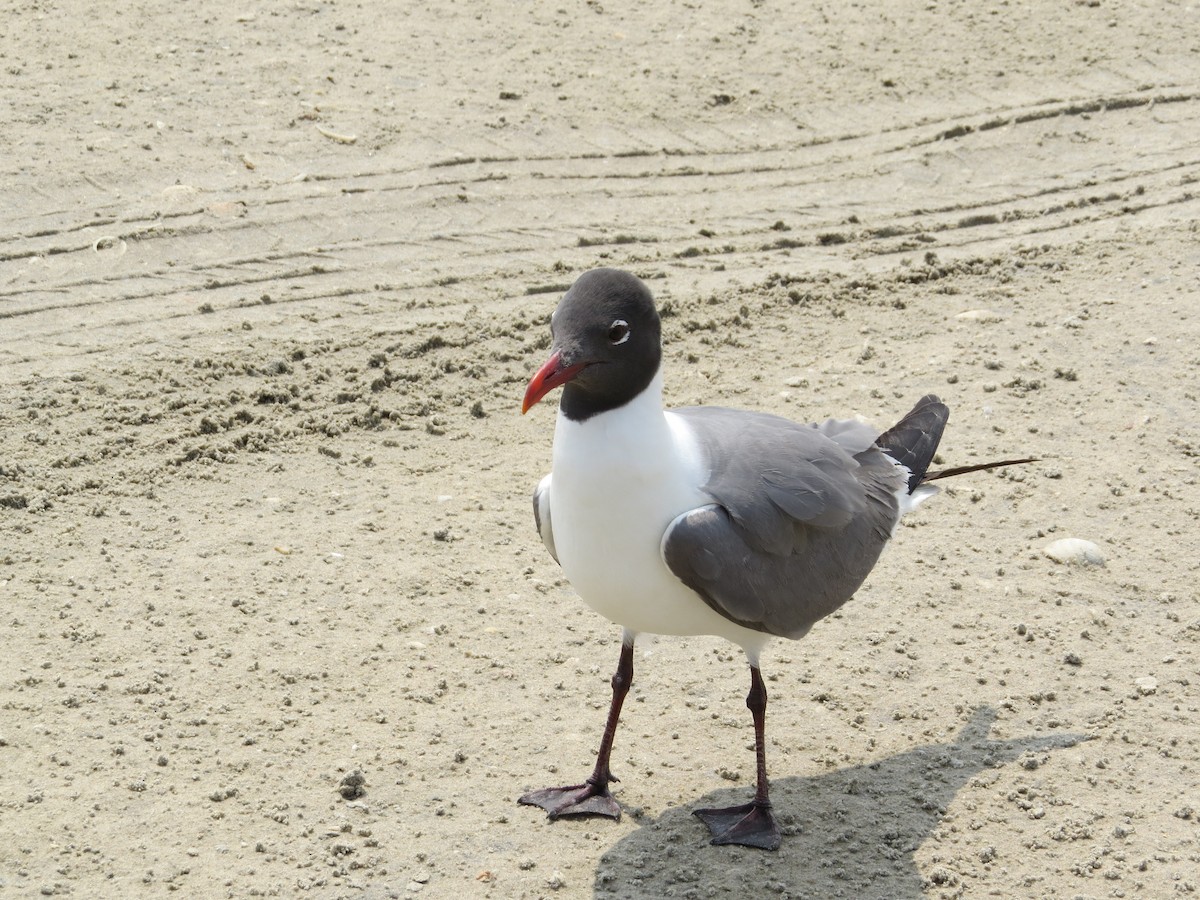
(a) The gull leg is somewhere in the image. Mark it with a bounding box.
[519,638,634,820]
[693,665,782,850]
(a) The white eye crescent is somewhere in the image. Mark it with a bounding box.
[608,319,630,345]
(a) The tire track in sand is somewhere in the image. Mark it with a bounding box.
[1,83,1197,375]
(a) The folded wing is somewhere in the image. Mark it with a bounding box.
[662,407,911,639]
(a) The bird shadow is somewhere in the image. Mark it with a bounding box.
[592,708,1087,899]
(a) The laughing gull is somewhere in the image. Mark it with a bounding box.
[517,268,1032,850]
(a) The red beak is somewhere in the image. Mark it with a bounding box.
[522,352,588,414]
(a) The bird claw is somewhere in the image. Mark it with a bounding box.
[693,801,781,850]
[519,783,621,820]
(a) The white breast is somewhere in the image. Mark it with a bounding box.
[547,374,771,655]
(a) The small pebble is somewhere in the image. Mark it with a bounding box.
[339,769,366,800]
[1134,676,1157,696]
[1044,538,1105,566]
[955,309,1004,323]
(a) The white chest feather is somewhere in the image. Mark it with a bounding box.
[546,375,769,652]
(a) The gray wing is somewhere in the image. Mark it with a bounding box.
[533,473,558,564]
[663,407,904,640]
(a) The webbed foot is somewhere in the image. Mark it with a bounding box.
[693,801,781,850]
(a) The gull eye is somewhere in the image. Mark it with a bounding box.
[607,319,630,345]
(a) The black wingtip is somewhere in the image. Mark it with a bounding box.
[877,396,1038,490]
[875,394,950,492]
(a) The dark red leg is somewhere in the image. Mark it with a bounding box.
[519,640,634,820]
[693,665,782,850]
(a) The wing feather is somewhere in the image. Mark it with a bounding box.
[663,407,905,638]
[533,474,558,564]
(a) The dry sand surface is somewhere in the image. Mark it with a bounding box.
[3,1,1199,897]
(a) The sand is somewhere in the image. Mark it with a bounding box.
[2,1,1198,897]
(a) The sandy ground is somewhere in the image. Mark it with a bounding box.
[3,2,1199,897]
